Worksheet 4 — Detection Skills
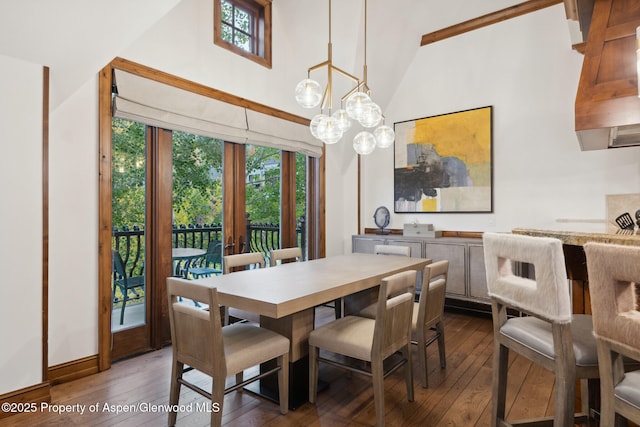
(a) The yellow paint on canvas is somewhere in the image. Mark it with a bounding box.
[412,107,491,165]
[421,198,437,211]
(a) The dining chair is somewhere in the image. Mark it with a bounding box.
[166,277,289,427]
[190,240,223,279]
[412,260,448,388]
[222,252,266,325]
[309,270,417,427]
[585,242,640,426]
[112,250,145,325]
[346,244,413,318]
[269,247,302,266]
[374,244,411,257]
[483,232,599,426]
[223,251,265,273]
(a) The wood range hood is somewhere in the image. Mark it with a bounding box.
[573,0,640,150]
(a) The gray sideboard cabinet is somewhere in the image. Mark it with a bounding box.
[352,234,490,313]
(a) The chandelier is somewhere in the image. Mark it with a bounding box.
[294,0,395,155]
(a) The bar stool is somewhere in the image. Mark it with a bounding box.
[483,232,599,426]
[585,242,640,426]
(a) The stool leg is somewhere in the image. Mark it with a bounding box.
[492,342,509,426]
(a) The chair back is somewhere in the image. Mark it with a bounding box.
[223,252,265,274]
[374,244,411,257]
[204,240,223,266]
[270,247,302,266]
[374,270,417,359]
[166,277,225,378]
[112,250,128,279]
[585,243,640,351]
[482,232,571,323]
[418,260,449,328]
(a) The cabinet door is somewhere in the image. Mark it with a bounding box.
[425,242,466,296]
[386,239,423,258]
[468,244,489,300]
[352,236,386,254]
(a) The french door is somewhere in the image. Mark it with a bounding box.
[99,61,322,368]
[104,122,309,362]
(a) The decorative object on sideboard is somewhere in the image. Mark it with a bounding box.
[403,222,442,238]
[373,206,390,235]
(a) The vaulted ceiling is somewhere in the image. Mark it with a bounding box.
[0,0,539,110]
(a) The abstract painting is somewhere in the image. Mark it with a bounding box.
[393,106,493,213]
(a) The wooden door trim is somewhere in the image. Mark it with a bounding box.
[41,66,50,382]
[223,143,247,254]
[149,128,174,348]
[281,151,297,249]
[98,64,113,371]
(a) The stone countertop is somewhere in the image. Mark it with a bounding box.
[512,225,640,247]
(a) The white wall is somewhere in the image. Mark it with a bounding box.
[6,0,640,384]
[360,4,640,241]
[48,78,99,366]
[0,54,43,394]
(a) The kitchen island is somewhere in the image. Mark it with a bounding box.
[512,224,640,314]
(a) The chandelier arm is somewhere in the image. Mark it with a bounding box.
[307,60,331,74]
[331,65,360,84]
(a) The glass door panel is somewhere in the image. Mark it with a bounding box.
[111,118,147,332]
[245,144,281,264]
[171,131,224,285]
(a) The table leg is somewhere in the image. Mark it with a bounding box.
[244,308,318,409]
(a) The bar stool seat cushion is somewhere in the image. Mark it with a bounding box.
[617,370,640,409]
[500,314,598,367]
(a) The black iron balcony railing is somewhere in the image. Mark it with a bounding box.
[112,214,306,277]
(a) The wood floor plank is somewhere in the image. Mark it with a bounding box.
[1,309,568,427]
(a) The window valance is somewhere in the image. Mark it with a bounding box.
[112,69,322,157]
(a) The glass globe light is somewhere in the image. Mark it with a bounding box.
[373,125,395,148]
[310,113,329,139]
[359,102,382,128]
[332,109,352,132]
[345,92,371,120]
[295,78,322,108]
[321,117,343,144]
[353,131,376,155]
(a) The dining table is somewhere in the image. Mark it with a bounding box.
[193,252,431,408]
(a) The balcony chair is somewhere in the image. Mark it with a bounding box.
[189,240,223,279]
[483,232,599,426]
[309,270,417,427]
[222,252,265,325]
[112,250,145,325]
[412,260,448,388]
[166,277,289,427]
[585,243,640,426]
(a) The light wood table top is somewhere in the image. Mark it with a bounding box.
[193,253,431,319]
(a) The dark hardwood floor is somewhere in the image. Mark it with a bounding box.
[1,308,561,426]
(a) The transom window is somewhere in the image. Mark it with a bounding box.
[214,0,272,68]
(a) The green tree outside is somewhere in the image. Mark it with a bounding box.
[112,119,306,229]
